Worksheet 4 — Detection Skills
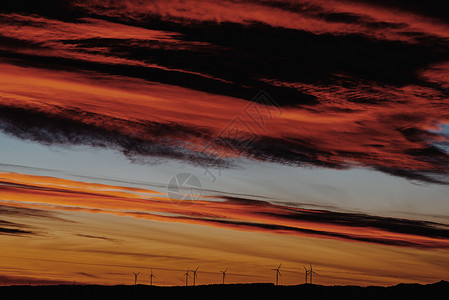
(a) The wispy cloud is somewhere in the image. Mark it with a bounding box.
[0,219,35,236]
[75,234,119,243]
[0,204,74,236]
[1,172,449,248]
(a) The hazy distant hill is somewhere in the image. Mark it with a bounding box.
[1,281,448,300]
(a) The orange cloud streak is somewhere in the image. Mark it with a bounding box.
[1,60,448,175]
[1,172,448,249]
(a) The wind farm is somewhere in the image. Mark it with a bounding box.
[127,264,319,287]
[1,259,448,299]
[128,264,315,287]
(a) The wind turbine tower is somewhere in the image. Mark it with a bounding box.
[303,266,309,284]
[132,272,140,285]
[309,264,319,284]
[149,269,156,286]
[192,266,199,286]
[272,264,281,286]
[220,268,228,284]
[184,268,191,287]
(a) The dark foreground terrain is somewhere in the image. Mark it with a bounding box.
[1,281,448,300]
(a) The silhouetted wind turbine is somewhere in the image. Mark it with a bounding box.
[272,264,281,286]
[192,266,199,286]
[184,268,191,287]
[220,268,228,284]
[149,269,156,286]
[309,264,319,284]
[133,272,140,285]
[303,266,310,284]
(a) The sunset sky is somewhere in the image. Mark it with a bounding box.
[1,0,449,287]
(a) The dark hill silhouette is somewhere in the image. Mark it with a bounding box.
[1,281,448,300]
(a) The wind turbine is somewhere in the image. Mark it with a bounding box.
[220,268,228,284]
[149,269,156,286]
[303,266,309,284]
[132,272,140,285]
[184,268,191,287]
[309,264,319,284]
[272,264,281,286]
[192,266,199,286]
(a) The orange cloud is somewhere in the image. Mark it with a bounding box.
[73,0,449,43]
[1,0,449,182]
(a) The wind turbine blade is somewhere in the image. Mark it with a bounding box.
[278,264,281,269]
[225,268,228,273]
[195,266,200,271]
[278,271,282,277]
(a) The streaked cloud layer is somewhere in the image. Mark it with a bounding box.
[0,0,449,182]
[1,172,449,248]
